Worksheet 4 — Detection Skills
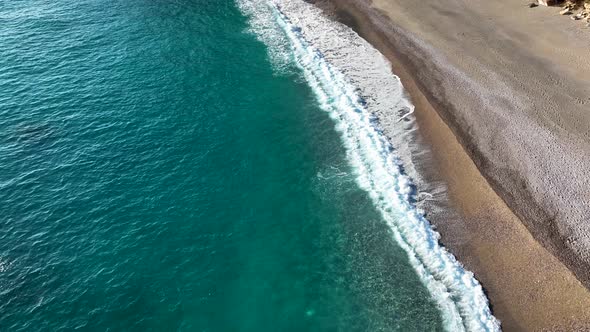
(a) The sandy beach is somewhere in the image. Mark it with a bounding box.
[308,0,590,330]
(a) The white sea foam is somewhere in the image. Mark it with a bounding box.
[236,0,293,73]
[0,258,10,273]
[236,0,501,330]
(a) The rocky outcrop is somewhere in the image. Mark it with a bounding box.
[533,0,590,24]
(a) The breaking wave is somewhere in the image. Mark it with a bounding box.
[237,0,501,331]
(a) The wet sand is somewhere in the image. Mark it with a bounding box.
[309,0,590,330]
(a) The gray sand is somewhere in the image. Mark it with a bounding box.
[329,0,590,289]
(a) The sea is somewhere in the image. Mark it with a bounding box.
[0,0,499,331]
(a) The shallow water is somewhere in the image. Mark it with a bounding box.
[0,0,445,330]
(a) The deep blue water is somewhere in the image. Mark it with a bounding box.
[0,0,443,330]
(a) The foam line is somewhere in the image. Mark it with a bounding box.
[237,0,501,330]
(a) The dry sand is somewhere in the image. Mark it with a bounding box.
[308,0,590,330]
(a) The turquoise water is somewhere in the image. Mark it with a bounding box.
[0,0,444,330]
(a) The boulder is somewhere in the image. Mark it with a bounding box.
[560,8,573,14]
[538,0,562,6]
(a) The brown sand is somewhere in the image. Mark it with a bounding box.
[309,0,590,330]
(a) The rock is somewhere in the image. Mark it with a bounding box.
[529,2,539,7]
[571,10,590,20]
[538,0,559,5]
[564,0,577,9]
[577,9,590,20]
[560,8,573,14]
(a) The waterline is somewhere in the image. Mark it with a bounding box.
[238,0,501,330]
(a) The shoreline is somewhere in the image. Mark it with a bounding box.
[309,0,590,330]
[271,1,501,329]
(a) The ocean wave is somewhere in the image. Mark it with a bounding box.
[236,0,501,331]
